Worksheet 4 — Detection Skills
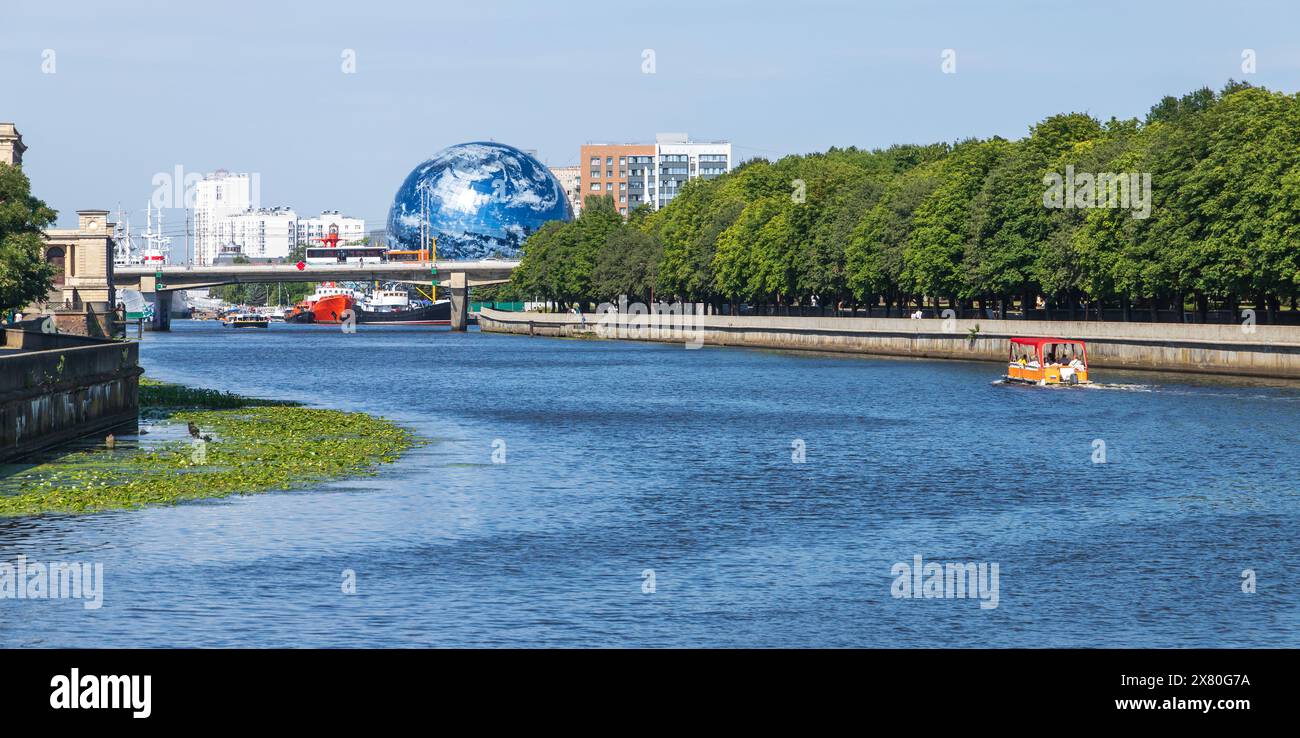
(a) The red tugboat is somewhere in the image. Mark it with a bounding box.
[284,284,357,324]
[284,229,358,324]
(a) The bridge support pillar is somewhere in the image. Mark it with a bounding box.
[448,272,468,332]
[145,290,173,332]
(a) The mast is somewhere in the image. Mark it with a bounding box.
[142,201,173,265]
[113,204,137,266]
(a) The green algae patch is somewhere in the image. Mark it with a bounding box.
[138,377,293,410]
[0,380,420,516]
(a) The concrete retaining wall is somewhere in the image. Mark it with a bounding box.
[477,309,1300,379]
[0,329,142,463]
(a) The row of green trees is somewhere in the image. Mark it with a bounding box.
[512,82,1300,321]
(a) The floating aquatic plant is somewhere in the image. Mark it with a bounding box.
[0,379,420,516]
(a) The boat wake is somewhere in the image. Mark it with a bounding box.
[991,379,1155,392]
[1078,382,1155,392]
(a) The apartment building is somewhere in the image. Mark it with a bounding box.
[549,165,583,216]
[226,207,298,260]
[653,133,732,209]
[579,143,655,216]
[582,134,732,215]
[192,171,253,265]
[295,210,365,247]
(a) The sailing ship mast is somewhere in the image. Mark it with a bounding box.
[113,205,137,266]
[141,201,172,266]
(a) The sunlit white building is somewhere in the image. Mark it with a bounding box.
[651,133,732,209]
[295,210,365,247]
[192,171,255,265]
[227,207,298,260]
[549,165,582,215]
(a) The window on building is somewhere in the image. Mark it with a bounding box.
[590,183,600,191]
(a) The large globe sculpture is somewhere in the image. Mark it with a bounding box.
[387,141,573,259]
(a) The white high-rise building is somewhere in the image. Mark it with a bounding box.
[653,133,731,209]
[624,134,732,212]
[227,207,298,260]
[192,171,254,265]
[295,210,365,247]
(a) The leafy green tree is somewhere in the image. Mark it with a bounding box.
[593,226,661,303]
[846,160,944,314]
[0,163,57,315]
[714,197,781,303]
[965,113,1102,315]
[905,138,1008,309]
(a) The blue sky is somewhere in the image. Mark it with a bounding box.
[3,0,1298,237]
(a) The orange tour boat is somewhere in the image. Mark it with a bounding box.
[1004,337,1091,386]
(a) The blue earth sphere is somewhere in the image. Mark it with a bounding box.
[387,141,573,259]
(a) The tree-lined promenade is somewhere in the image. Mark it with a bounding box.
[511,82,1300,323]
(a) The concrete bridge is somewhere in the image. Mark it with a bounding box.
[112,259,519,331]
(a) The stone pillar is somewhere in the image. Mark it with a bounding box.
[146,290,173,332]
[448,272,468,332]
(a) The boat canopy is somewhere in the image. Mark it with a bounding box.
[1008,337,1088,367]
[1009,337,1086,348]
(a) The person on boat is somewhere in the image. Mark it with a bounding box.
[1059,356,1085,382]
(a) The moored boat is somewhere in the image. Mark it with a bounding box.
[353,288,450,325]
[1004,337,1091,385]
[284,284,358,324]
[224,312,270,328]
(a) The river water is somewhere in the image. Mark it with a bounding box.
[2,320,1297,647]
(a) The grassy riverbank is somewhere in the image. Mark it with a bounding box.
[0,379,419,516]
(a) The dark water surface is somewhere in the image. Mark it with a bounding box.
[2,320,1297,647]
